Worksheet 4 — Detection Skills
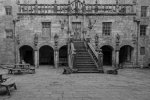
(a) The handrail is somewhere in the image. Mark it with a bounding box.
[88,43,98,59]
[87,43,99,69]
[85,41,103,71]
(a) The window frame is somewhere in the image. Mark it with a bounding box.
[140,25,147,36]
[141,6,148,17]
[5,6,12,15]
[5,29,13,39]
[41,22,51,37]
[102,22,112,36]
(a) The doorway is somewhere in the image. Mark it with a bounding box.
[101,45,113,66]
[119,45,133,64]
[72,22,81,40]
[19,45,34,65]
[59,45,68,66]
[39,45,54,65]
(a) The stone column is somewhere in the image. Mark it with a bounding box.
[34,48,39,68]
[98,49,104,73]
[17,48,20,63]
[132,47,136,67]
[115,42,120,68]
[115,34,120,68]
[54,48,59,68]
[115,50,119,68]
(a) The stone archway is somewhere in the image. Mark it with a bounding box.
[39,45,54,65]
[59,45,68,66]
[119,45,134,64]
[101,45,113,66]
[19,45,34,65]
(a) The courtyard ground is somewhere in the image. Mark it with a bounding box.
[0,66,150,100]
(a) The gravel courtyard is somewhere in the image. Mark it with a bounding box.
[0,67,150,100]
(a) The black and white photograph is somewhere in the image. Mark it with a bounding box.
[0,0,150,100]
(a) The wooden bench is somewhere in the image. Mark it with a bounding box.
[7,64,35,74]
[0,79,17,95]
[8,68,26,74]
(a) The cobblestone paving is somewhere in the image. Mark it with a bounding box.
[1,67,150,100]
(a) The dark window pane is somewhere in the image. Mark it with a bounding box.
[102,22,112,36]
[5,6,12,15]
[141,6,148,17]
[140,25,147,36]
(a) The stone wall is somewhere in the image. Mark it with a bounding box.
[0,0,149,67]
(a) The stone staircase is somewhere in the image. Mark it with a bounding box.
[73,41,99,73]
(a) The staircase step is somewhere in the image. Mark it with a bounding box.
[76,58,92,60]
[77,69,98,72]
[75,71,100,73]
[76,63,96,66]
[76,62,94,64]
[77,52,89,54]
[76,55,90,56]
[73,41,103,73]
[76,50,87,52]
[76,60,94,63]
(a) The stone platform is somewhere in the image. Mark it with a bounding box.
[0,66,150,100]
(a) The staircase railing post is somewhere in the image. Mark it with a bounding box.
[98,49,103,71]
[86,35,91,43]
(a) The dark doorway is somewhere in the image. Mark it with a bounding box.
[101,45,113,66]
[59,45,68,66]
[19,45,34,65]
[39,45,54,65]
[119,45,133,64]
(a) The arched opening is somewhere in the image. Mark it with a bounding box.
[101,45,113,66]
[119,45,134,64]
[59,45,68,66]
[19,45,34,65]
[39,45,54,65]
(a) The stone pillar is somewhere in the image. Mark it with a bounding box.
[115,34,120,68]
[98,49,103,72]
[34,48,39,68]
[54,48,59,68]
[115,50,119,68]
[17,48,20,63]
[115,42,120,68]
[132,47,136,67]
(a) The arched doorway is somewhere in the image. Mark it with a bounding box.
[39,45,54,65]
[101,45,113,66]
[59,45,68,66]
[119,45,133,64]
[19,45,34,65]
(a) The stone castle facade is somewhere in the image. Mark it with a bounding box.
[0,0,150,68]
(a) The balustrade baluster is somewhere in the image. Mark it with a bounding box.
[17,0,135,16]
